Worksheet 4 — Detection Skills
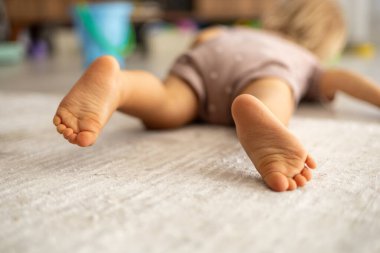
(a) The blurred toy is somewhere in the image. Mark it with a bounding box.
[353,43,376,59]
[235,19,262,29]
[0,0,24,65]
[73,2,136,68]
[0,42,24,65]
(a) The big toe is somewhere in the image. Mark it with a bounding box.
[264,172,289,192]
[76,131,98,147]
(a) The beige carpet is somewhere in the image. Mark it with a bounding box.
[0,91,379,253]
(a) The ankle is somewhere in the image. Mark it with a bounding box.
[115,71,132,111]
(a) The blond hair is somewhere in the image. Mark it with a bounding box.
[262,0,347,62]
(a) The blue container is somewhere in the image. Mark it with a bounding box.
[73,2,134,68]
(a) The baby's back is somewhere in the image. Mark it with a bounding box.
[190,28,322,102]
[170,27,323,123]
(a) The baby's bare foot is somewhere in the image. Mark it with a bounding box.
[232,94,317,192]
[53,56,124,147]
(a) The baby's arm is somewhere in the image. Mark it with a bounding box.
[191,26,225,48]
[319,69,380,108]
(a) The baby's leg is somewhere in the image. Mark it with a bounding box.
[232,78,317,191]
[53,56,198,147]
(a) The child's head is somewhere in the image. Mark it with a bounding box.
[262,0,347,62]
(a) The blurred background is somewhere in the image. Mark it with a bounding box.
[0,0,379,94]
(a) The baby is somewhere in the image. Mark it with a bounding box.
[53,0,380,192]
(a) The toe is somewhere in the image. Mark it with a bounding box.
[68,133,77,144]
[57,124,66,134]
[76,131,97,147]
[301,168,312,181]
[287,178,297,191]
[306,155,317,169]
[63,128,74,138]
[264,172,289,192]
[53,116,61,126]
[294,174,307,187]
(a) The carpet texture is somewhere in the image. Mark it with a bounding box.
[0,92,379,253]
